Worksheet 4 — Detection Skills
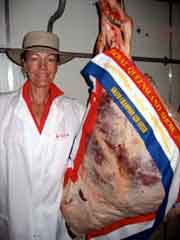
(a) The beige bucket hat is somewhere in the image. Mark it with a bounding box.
[6,31,71,65]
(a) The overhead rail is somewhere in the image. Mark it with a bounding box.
[1,47,180,65]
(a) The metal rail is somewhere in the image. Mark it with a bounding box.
[1,48,180,65]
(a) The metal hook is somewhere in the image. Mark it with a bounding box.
[47,0,66,32]
[120,0,126,12]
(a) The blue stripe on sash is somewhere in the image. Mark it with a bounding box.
[81,61,173,238]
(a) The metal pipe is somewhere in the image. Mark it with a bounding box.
[168,1,173,103]
[120,0,126,12]
[4,0,15,91]
[168,1,173,59]
[47,0,66,32]
[4,0,10,45]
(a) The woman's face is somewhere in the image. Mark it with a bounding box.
[23,51,58,88]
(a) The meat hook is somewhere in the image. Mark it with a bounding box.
[47,0,66,32]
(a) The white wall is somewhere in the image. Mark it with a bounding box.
[126,0,180,108]
[0,0,179,108]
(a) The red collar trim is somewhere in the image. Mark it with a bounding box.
[22,80,63,134]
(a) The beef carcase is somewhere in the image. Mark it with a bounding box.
[61,0,179,237]
[61,89,165,235]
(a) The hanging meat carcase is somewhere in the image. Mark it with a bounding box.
[61,0,180,236]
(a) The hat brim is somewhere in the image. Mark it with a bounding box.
[6,47,74,66]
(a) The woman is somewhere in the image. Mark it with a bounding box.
[0,31,84,240]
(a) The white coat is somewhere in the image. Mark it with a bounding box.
[0,85,85,240]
